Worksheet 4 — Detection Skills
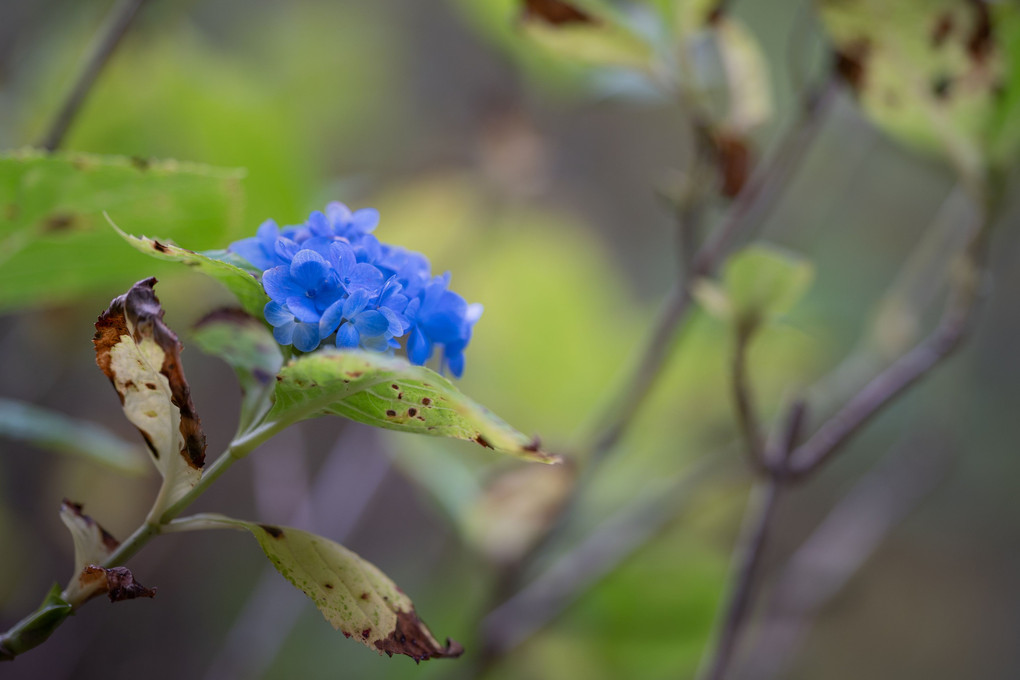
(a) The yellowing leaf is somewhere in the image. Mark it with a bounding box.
[521,0,656,71]
[819,0,1019,173]
[113,225,270,319]
[267,350,558,464]
[93,279,206,511]
[178,514,463,661]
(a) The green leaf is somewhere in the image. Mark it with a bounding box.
[266,350,558,464]
[0,150,244,311]
[190,308,283,430]
[0,398,147,474]
[111,223,270,319]
[94,279,206,512]
[0,584,72,661]
[191,308,282,394]
[695,244,814,327]
[818,0,1020,174]
[175,514,463,661]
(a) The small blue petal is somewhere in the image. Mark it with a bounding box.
[353,310,388,337]
[292,322,321,352]
[264,301,293,327]
[408,326,432,365]
[343,289,370,319]
[286,295,322,324]
[350,208,380,233]
[307,211,331,238]
[290,250,330,290]
[319,299,345,337]
[445,349,465,378]
[273,322,296,345]
[262,266,304,302]
[347,262,384,292]
[336,322,360,349]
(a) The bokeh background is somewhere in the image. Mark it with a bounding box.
[1,1,1018,679]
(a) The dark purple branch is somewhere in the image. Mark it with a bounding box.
[39,0,148,151]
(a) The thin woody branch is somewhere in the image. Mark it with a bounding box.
[39,0,149,151]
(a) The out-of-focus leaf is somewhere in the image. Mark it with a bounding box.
[695,244,814,327]
[266,350,558,464]
[0,398,147,474]
[93,278,206,511]
[191,308,282,401]
[522,3,657,72]
[465,463,577,564]
[818,0,1020,174]
[0,150,244,311]
[112,226,270,319]
[178,514,463,661]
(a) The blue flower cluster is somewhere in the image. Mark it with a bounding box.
[229,202,482,377]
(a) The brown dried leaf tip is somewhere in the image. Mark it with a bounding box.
[94,277,206,470]
[374,610,464,663]
[79,566,156,603]
[522,0,596,26]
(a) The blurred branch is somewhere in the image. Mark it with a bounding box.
[203,427,391,680]
[587,77,836,461]
[697,403,804,680]
[731,326,766,472]
[471,71,838,680]
[696,178,1001,678]
[480,455,727,657]
[738,435,953,680]
[787,185,998,479]
[39,0,149,151]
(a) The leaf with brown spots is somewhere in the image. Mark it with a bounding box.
[94,278,206,511]
[266,350,559,464]
[0,150,244,313]
[522,0,594,26]
[519,0,654,71]
[182,514,462,661]
[818,0,1020,173]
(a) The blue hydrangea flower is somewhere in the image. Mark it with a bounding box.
[228,203,482,377]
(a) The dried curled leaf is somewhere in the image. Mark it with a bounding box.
[94,278,206,508]
[187,514,463,661]
[78,566,156,603]
[60,501,120,573]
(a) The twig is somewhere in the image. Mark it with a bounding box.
[471,75,837,680]
[699,480,781,680]
[738,435,953,680]
[697,179,1000,678]
[787,188,995,479]
[697,402,804,680]
[586,78,837,461]
[479,456,727,657]
[731,325,766,472]
[203,427,391,680]
[38,0,149,151]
